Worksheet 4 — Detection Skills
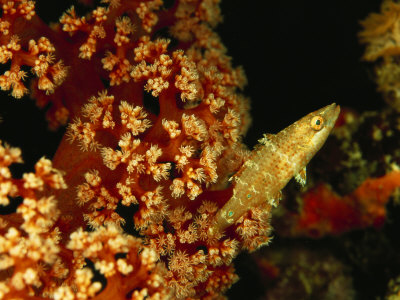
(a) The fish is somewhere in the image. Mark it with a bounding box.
[212,103,341,232]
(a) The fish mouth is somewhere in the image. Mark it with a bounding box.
[320,103,341,128]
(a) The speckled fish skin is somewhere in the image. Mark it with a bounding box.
[213,103,341,232]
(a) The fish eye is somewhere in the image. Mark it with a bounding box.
[311,116,324,131]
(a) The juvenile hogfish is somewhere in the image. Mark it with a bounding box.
[213,103,340,232]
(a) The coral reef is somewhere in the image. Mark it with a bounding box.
[4,0,400,299]
[0,1,340,299]
[385,274,400,300]
[254,246,355,300]
[0,0,250,298]
[359,0,400,111]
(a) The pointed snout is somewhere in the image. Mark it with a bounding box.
[318,103,341,128]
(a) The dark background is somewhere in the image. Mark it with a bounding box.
[218,1,383,146]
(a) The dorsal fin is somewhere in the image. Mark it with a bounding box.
[258,133,275,146]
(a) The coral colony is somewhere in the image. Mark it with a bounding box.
[0,0,341,298]
[1,0,400,299]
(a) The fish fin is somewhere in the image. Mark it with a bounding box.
[257,133,275,146]
[269,190,282,207]
[294,167,307,186]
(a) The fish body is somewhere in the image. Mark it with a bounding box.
[213,103,341,232]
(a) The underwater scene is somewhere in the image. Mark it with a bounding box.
[0,1,398,299]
